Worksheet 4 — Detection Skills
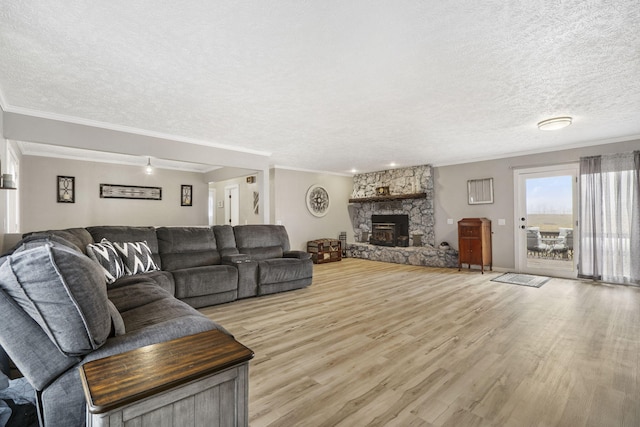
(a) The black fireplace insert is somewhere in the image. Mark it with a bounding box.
[371,214,409,247]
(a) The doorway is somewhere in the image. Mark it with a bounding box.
[514,164,579,278]
[224,184,239,226]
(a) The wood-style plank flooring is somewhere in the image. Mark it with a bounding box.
[200,259,640,426]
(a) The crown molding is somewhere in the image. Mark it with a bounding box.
[432,134,640,167]
[271,164,353,177]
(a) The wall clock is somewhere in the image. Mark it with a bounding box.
[306,184,330,217]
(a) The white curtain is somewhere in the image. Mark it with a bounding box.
[579,151,640,285]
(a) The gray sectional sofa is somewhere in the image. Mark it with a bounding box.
[0,224,312,427]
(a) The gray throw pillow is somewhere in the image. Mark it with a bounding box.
[0,243,111,356]
[86,239,125,284]
[112,241,159,275]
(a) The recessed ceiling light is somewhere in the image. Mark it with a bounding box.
[537,116,572,131]
[350,168,357,174]
[390,162,397,167]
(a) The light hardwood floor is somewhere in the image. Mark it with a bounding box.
[200,259,640,427]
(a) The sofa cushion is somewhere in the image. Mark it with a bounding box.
[13,233,83,254]
[258,258,313,285]
[86,239,125,284]
[157,227,221,270]
[118,295,207,333]
[172,265,238,299]
[112,241,159,275]
[0,243,111,356]
[108,280,174,313]
[0,287,81,391]
[20,228,93,255]
[87,226,161,268]
[234,224,291,252]
[212,225,240,258]
[111,270,175,295]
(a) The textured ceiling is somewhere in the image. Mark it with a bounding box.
[1,1,640,173]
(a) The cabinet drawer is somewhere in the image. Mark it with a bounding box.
[459,226,480,237]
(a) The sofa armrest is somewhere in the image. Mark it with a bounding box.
[222,254,252,265]
[283,250,311,260]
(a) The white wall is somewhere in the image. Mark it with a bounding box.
[433,139,640,270]
[271,168,354,251]
[20,156,209,233]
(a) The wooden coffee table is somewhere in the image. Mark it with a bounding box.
[79,329,254,427]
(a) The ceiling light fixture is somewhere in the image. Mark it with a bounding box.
[145,157,154,175]
[537,116,572,131]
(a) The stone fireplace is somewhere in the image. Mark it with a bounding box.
[347,164,457,268]
[348,164,435,246]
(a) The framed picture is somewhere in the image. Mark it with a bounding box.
[181,185,192,206]
[100,184,162,200]
[306,184,330,217]
[468,178,494,204]
[57,176,75,203]
[253,191,259,214]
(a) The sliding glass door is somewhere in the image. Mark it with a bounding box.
[514,164,579,278]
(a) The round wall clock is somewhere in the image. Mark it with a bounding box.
[306,184,330,217]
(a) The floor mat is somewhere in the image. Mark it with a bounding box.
[490,272,551,288]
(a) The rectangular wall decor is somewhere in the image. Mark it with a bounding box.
[181,185,192,206]
[100,184,162,200]
[57,176,75,203]
[467,178,494,205]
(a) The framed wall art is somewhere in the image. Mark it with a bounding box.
[306,184,329,217]
[57,176,75,203]
[253,191,259,215]
[181,185,192,206]
[467,178,494,205]
[100,184,162,200]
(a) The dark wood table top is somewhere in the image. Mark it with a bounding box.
[79,329,254,414]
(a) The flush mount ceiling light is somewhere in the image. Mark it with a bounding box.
[145,157,154,175]
[537,116,572,131]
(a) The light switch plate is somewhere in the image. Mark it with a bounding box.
[498,218,506,226]
[447,218,454,225]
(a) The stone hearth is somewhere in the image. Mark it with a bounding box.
[347,243,458,268]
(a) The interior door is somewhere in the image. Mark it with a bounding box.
[224,185,239,226]
[514,164,579,278]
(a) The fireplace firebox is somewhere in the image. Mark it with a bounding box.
[371,214,409,247]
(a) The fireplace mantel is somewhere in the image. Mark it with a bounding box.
[348,192,426,203]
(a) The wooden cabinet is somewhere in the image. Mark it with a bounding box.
[458,218,492,274]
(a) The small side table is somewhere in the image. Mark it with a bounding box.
[79,329,254,427]
[307,239,342,264]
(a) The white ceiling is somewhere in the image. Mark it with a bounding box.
[1,1,640,174]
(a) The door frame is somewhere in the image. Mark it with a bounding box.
[513,163,579,278]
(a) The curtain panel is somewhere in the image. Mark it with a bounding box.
[578,151,640,285]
